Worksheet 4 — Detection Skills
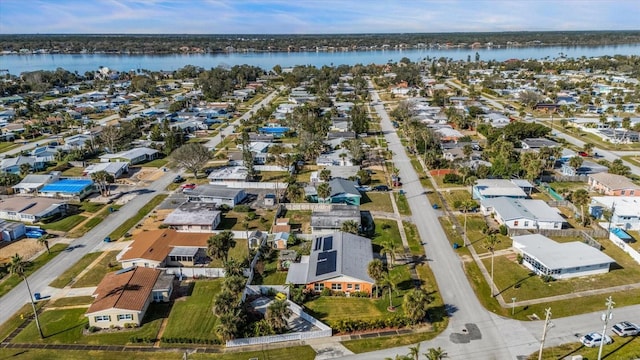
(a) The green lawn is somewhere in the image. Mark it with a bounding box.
[258,171,289,182]
[394,192,411,216]
[161,280,221,344]
[0,346,317,360]
[109,194,168,240]
[218,209,276,232]
[143,158,169,168]
[208,239,249,268]
[254,249,288,285]
[12,304,167,345]
[68,205,123,238]
[61,167,85,177]
[372,219,403,249]
[403,221,423,256]
[359,192,395,213]
[0,141,19,153]
[49,296,94,307]
[40,215,87,232]
[548,181,587,192]
[284,210,311,233]
[79,202,105,213]
[440,190,474,209]
[0,302,46,342]
[0,244,68,297]
[49,252,102,288]
[73,251,122,288]
[532,333,640,360]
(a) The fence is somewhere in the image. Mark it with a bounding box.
[547,200,579,214]
[508,228,608,239]
[609,231,640,265]
[254,165,288,171]
[540,175,588,183]
[162,267,226,279]
[221,181,288,190]
[226,300,332,347]
[282,203,332,211]
[174,229,248,238]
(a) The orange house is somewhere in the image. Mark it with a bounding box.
[589,173,640,196]
[285,232,375,295]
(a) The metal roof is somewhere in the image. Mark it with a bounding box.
[513,234,615,270]
[483,197,565,223]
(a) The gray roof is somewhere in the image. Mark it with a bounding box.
[329,178,361,197]
[326,166,360,179]
[168,247,199,257]
[513,234,615,270]
[589,172,640,191]
[163,202,220,226]
[483,198,565,223]
[13,174,57,189]
[311,204,361,229]
[186,184,244,200]
[474,179,528,198]
[286,232,374,285]
[521,138,559,149]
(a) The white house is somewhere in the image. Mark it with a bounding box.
[163,202,221,232]
[472,179,530,200]
[512,234,615,280]
[481,197,566,230]
[185,185,246,207]
[589,196,640,231]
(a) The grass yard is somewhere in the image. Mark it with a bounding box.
[79,202,105,213]
[360,192,394,213]
[258,171,289,182]
[0,244,68,297]
[409,157,433,189]
[61,167,85,177]
[294,166,316,183]
[403,221,423,256]
[49,252,102,288]
[0,141,19,153]
[40,215,87,232]
[372,219,403,249]
[253,249,287,285]
[461,215,512,252]
[283,210,311,233]
[49,296,94,307]
[440,190,474,209]
[394,192,411,216]
[531,331,640,360]
[12,304,167,345]
[143,158,169,168]
[0,302,46,342]
[218,209,276,232]
[109,194,168,240]
[161,280,221,344]
[0,346,317,360]
[72,251,122,288]
[432,174,466,189]
[548,181,587,193]
[67,205,121,238]
[208,239,249,268]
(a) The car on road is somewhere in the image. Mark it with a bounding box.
[612,321,640,337]
[173,175,185,183]
[579,332,612,347]
[372,185,390,192]
[578,151,589,157]
[181,183,196,192]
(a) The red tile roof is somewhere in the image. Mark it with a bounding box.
[119,229,209,262]
[87,267,160,313]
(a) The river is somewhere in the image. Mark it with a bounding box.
[1,44,639,75]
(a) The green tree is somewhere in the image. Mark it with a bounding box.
[403,289,434,325]
[380,239,399,269]
[340,220,359,234]
[37,235,50,255]
[381,270,398,310]
[216,309,240,342]
[572,189,590,226]
[118,104,130,118]
[319,169,331,181]
[568,156,584,171]
[266,299,292,333]
[608,159,631,176]
[286,184,305,203]
[19,163,32,177]
[212,290,237,317]
[408,343,421,360]
[367,259,384,298]
[316,182,331,203]
[484,233,501,297]
[171,143,212,178]
[207,231,237,263]
[424,347,449,360]
[582,142,594,155]
[223,258,244,277]
[222,275,246,295]
[9,254,44,338]
[90,170,114,196]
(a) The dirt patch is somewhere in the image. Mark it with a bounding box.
[460,254,474,262]
[134,167,165,182]
[0,238,45,263]
[130,209,173,235]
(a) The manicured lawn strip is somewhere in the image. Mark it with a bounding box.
[68,204,123,238]
[394,192,411,216]
[360,192,394,213]
[218,209,277,231]
[256,250,287,285]
[0,244,68,297]
[79,202,105,213]
[621,155,640,168]
[40,215,87,232]
[342,331,441,354]
[403,221,423,256]
[12,304,167,345]
[548,181,587,193]
[49,252,102,288]
[0,346,317,360]
[372,219,402,248]
[0,142,19,153]
[0,302,47,342]
[72,251,122,288]
[143,158,169,168]
[109,194,168,240]
[461,215,512,252]
[532,334,640,360]
[49,296,94,307]
[161,280,221,343]
[208,240,249,268]
[440,190,474,208]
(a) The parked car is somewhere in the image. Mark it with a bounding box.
[25,231,46,239]
[578,151,589,157]
[181,183,196,189]
[372,185,390,192]
[173,175,185,183]
[579,332,613,347]
[612,321,640,337]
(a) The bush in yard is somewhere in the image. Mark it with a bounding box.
[246,212,257,221]
[499,225,508,236]
[234,205,251,212]
[516,253,523,264]
[89,326,100,333]
[443,173,462,184]
[332,291,346,297]
[218,204,231,212]
[320,288,332,297]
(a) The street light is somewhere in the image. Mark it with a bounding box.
[511,297,517,315]
[597,296,615,360]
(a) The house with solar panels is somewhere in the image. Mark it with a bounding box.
[286,232,375,295]
[39,179,95,200]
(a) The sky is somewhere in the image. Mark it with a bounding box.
[0,0,638,34]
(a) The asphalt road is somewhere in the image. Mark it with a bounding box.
[342,86,640,359]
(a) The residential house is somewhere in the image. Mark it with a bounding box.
[83,161,129,178]
[285,232,374,295]
[560,160,608,176]
[311,204,361,234]
[481,197,566,230]
[520,138,559,150]
[483,113,511,128]
[163,202,221,232]
[39,179,95,200]
[0,220,26,241]
[117,229,211,268]
[590,196,640,231]
[85,267,173,329]
[472,179,529,200]
[12,172,60,195]
[512,234,615,279]
[327,178,362,205]
[588,172,640,196]
[99,147,160,165]
[271,232,290,250]
[207,166,249,183]
[0,197,67,224]
[185,185,246,207]
[0,156,46,174]
[62,134,95,150]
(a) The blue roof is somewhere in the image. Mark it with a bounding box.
[41,179,93,194]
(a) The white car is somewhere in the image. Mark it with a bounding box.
[579,332,613,347]
[612,321,640,337]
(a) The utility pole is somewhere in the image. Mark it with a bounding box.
[538,308,553,360]
[597,296,615,360]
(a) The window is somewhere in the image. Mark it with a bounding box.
[347,284,353,289]
[514,220,519,226]
[524,221,529,227]
[117,314,133,321]
[354,284,361,291]
[200,225,209,230]
[94,315,110,322]
[331,283,342,290]
[314,283,324,292]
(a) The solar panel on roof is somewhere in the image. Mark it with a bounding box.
[322,236,333,251]
[316,251,337,276]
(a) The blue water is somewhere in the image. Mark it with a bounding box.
[611,227,632,240]
[1,44,639,75]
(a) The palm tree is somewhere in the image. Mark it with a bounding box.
[19,163,32,177]
[319,168,331,181]
[568,155,584,172]
[222,275,246,295]
[207,231,236,263]
[266,299,292,333]
[381,271,398,311]
[212,290,237,316]
[484,233,501,297]
[286,183,305,203]
[424,347,448,360]
[380,239,399,269]
[223,258,244,277]
[403,288,434,325]
[367,259,384,298]
[37,235,50,255]
[317,182,332,204]
[582,142,594,155]
[216,309,240,342]
[456,200,477,246]
[408,343,421,360]
[340,220,359,234]
[91,170,114,196]
[572,189,590,226]
[9,254,44,338]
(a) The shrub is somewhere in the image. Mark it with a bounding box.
[218,204,232,212]
[320,288,332,297]
[233,205,251,212]
[381,223,392,230]
[89,326,100,333]
[443,173,462,184]
[246,212,257,221]
[499,225,508,236]
[516,253,523,264]
[332,291,346,297]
